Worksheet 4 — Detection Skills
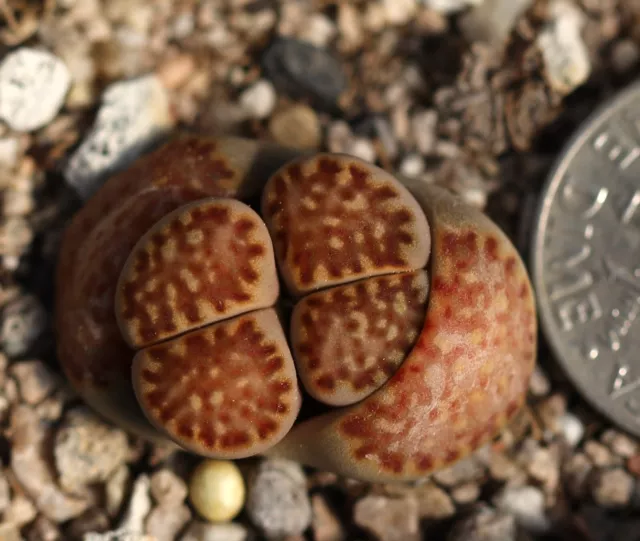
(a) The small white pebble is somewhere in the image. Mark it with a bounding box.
[156,54,196,90]
[592,468,634,508]
[559,412,585,447]
[3,190,33,217]
[338,4,364,50]
[403,65,426,93]
[0,524,21,541]
[459,0,533,43]
[461,188,488,209]
[4,495,36,527]
[448,507,516,541]
[412,109,438,155]
[385,82,408,107]
[327,121,376,163]
[450,483,481,505]
[347,138,377,163]
[373,117,398,160]
[418,0,484,14]
[106,465,130,517]
[0,137,19,168]
[537,0,591,95]
[494,485,551,533]
[0,48,71,132]
[363,3,387,32]
[399,154,425,178]
[180,522,251,541]
[150,468,188,506]
[585,441,614,467]
[117,474,152,533]
[0,293,46,357]
[528,365,551,397]
[327,120,354,153]
[382,0,417,25]
[64,75,173,199]
[527,447,560,494]
[239,80,277,119]
[84,529,155,541]
[172,12,196,39]
[298,14,337,48]
[434,140,461,158]
[2,255,20,271]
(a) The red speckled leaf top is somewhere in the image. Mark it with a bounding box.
[291,271,429,406]
[116,198,279,348]
[268,183,536,481]
[261,154,431,296]
[133,308,301,458]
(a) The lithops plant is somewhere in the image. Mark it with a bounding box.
[55,133,537,482]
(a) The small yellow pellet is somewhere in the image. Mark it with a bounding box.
[188,459,246,522]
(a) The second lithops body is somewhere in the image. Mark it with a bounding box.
[55,134,536,482]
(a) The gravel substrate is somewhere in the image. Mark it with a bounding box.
[1,1,640,540]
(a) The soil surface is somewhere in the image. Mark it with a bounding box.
[1,1,640,540]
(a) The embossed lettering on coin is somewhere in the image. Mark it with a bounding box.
[533,81,640,437]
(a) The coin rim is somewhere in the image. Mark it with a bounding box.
[531,79,640,438]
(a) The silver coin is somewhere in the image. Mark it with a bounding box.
[532,81,640,437]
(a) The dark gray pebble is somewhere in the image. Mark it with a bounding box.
[262,38,347,112]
